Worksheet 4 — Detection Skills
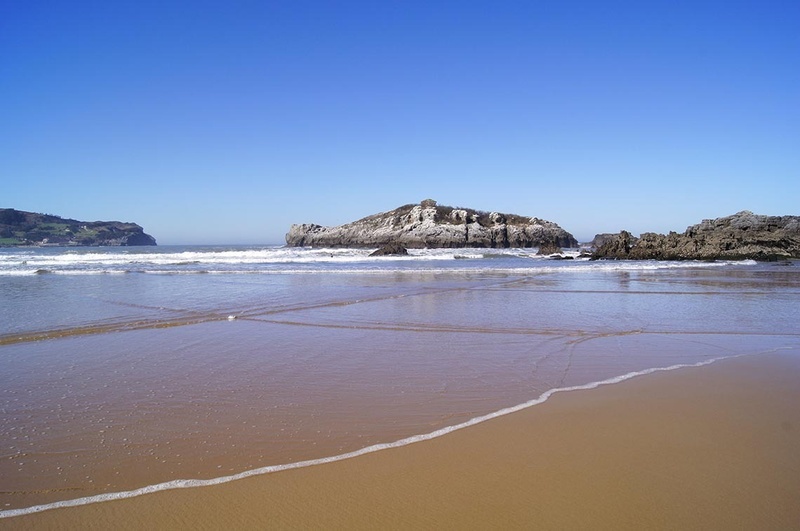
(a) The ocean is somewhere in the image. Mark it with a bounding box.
[1,245,799,517]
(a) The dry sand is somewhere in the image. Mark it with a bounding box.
[5,352,800,530]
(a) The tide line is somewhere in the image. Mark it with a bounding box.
[0,355,736,519]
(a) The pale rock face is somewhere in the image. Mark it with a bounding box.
[489,212,505,224]
[285,200,578,249]
[450,209,468,223]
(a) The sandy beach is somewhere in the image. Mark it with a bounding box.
[5,351,799,530]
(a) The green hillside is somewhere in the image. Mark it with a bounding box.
[0,209,157,247]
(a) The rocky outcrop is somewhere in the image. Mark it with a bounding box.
[592,211,800,261]
[0,209,157,247]
[286,200,578,249]
[536,242,565,255]
[369,242,409,256]
[589,233,626,249]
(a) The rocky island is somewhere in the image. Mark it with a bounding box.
[0,209,157,247]
[592,211,800,261]
[286,199,578,249]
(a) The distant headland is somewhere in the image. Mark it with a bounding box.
[285,199,578,250]
[0,209,157,247]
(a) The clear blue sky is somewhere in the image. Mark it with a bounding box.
[2,1,798,244]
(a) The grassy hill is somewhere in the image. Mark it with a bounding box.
[0,209,157,247]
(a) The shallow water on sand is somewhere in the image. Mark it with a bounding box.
[1,247,799,514]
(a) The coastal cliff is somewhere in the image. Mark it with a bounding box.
[592,211,800,261]
[0,209,157,247]
[286,199,578,249]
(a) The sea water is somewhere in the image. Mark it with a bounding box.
[1,245,799,516]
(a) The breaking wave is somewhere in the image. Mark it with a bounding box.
[0,245,754,276]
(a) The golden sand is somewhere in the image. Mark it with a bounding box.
[5,352,800,530]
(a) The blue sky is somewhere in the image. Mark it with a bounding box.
[2,1,798,244]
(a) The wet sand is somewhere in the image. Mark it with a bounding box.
[5,351,800,530]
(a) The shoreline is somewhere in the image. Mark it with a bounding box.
[0,356,732,519]
[5,350,799,529]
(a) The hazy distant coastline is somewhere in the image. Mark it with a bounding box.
[0,209,156,247]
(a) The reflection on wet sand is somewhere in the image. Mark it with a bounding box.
[1,264,799,516]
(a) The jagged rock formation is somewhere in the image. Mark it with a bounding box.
[286,200,578,249]
[369,242,409,256]
[589,233,623,249]
[0,209,157,247]
[592,211,800,261]
[536,242,565,255]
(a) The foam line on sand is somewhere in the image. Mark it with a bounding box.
[0,355,735,520]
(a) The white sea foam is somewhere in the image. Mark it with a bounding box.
[0,355,736,520]
[17,248,511,265]
[1,261,751,277]
[0,246,758,275]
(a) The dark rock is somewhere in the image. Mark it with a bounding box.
[536,241,563,255]
[592,211,800,261]
[589,233,623,249]
[369,242,409,256]
[286,200,578,249]
[591,230,637,259]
